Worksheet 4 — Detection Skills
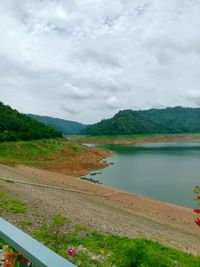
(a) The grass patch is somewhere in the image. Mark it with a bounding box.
[0,238,6,248]
[77,134,163,140]
[0,191,27,214]
[0,138,82,166]
[72,142,81,152]
[32,215,200,267]
[0,138,108,177]
[75,133,200,143]
[18,220,33,228]
[3,179,15,183]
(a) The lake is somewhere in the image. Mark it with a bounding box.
[86,142,200,208]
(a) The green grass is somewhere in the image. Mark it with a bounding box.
[74,134,162,140]
[0,238,6,248]
[32,215,200,267]
[0,138,82,166]
[74,133,200,143]
[0,195,199,266]
[18,220,33,228]
[1,135,199,166]
[0,191,27,214]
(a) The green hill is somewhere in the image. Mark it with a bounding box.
[82,107,200,135]
[0,102,62,141]
[28,114,87,135]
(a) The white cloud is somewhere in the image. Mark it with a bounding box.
[104,96,121,111]
[0,0,200,123]
[184,90,200,106]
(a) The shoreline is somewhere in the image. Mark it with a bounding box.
[1,136,198,214]
[82,137,198,210]
[1,137,200,254]
[79,133,200,145]
[1,163,200,255]
[79,165,192,211]
[0,164,199,242]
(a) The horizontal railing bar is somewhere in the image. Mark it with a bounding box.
[0,218,75,267]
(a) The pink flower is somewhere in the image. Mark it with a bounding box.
[194,218,200,227]
[67,248,75,257]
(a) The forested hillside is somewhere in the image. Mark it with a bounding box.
[28,114,87,135]
[0,102,62,141]
[83,107,200,135]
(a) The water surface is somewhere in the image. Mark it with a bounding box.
[87,142,200,208]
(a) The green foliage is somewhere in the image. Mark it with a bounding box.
[72,142,81,152]
[0,238,6,248]
[82,107,200,135]
[117,242,147,267]
[115,240,175,267]
[0,138,75,166]
[18,220,33,228]
[194,186,200,195]
[28,114,87,135]
[32,214,71,254]
[32,215,200,267]
[0,102,62,141]
[0,191,27,214]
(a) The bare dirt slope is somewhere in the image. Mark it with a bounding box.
[0,164,200,255]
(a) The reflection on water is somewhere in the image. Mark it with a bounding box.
[87,142,200,208]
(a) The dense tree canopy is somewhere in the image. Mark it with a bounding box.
[0,102,62,141]
[82,107,200,135]
[28,114,87,135]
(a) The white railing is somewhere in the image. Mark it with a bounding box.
[0,218,75,267]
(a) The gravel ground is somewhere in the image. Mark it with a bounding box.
[0,164,200,255]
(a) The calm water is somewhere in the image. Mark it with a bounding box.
[87,142,200,208]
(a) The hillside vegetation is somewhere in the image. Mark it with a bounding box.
[0,138,110,176]
[83,107,200,135]
[0,102,62,141]
[28,114,87,135]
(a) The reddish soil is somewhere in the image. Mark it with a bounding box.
[33,145,111,177]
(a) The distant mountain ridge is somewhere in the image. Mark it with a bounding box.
[28,114,87,135]
[0,102,62,141]
[82,107,200,135]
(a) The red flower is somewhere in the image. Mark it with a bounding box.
[4,261,11,267]
[4,254,13,259]
[194,218,200,227]
[67,248,75,257]
[196,196,200,200]
[193,209,200,214]
[22,257,29,263]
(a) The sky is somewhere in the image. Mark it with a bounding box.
[0,0,200,124]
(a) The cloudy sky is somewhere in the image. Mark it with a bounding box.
[0,0,200,123]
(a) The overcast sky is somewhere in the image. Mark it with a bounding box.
[0,0,200,123]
